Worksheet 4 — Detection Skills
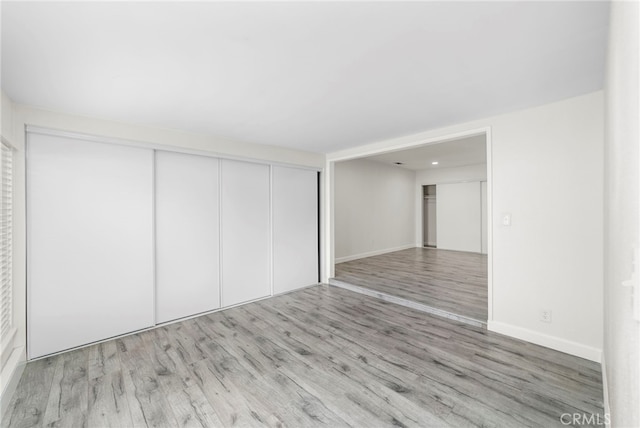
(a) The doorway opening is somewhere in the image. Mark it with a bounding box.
[422,185,437,248]
[328,129,491,327]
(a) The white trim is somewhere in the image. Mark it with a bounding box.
[329,279,485,328]
[601,355,611,428]
[219,160,225,308]
[416,177,487,186]
[486,127,493,322]
[25,126,322,172]
[269,165,274,297]
[0,328,17,369]
[323,160,335,281]
[488,320,602,362]
[318,169,326,283]
[26,135,32,359]
[218,159,223,310]
[151,150,157,326]
[0,346,25,418]
[328,128,488,162]
[335,244,416,264]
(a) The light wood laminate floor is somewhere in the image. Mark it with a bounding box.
[334,248,488,322]
[2,285,602,428]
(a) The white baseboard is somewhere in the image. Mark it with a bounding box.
[488,321,602,362]
[335,244,416,264]
[601,354,611,427]
[1,346,26,417]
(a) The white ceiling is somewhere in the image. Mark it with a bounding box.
[365,134,486,171]
[1,1,609,154]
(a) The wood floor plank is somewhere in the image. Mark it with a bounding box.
[194,313,358,427]
[197,312,371,426]
[87,341,119,380]
[5,285,603,428]
[190,357,275,427]
[241,296,525,427]
[139,326,224,427]
[159,321,209,366]
[87,370,133,428]
[117,334,179,428]
[315,285,604,401]
[229,306,451,427]
[240,301,458,417]
[335,247,488,321]
[260,286,602,427]
[41,347,89,428]
[1,357,58,428]
[193,316,347,427]
[162,384,223,428]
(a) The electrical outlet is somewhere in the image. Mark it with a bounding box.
[540,309,552,323]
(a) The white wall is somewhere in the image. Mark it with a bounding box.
[13,105,324,168]
[416,163,487,185]
[1,92,14,139]
[604,2,639,426]
[334,159,415,262]
[0,99,325,410]
[489,93,603,361]
[328,91,604,361]
[481,181,488,254]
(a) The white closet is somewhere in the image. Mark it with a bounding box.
[272,166,318,294]
[27,129,320,359]
[155,151,220,323]
[220,160,271,307]
[27,133,155,359]
[436,182,482,253]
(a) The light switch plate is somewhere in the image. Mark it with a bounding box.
[502,213,511,226]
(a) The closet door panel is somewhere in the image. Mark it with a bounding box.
[436,182,482,253]
[155,151,220,323]
[221,160,270,307]
[27,133,154,359]
[272,167,318,294]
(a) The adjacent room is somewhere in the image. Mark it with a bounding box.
[332,134,489,325]
[1,1,638,427]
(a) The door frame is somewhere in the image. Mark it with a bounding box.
[323,126,493,322]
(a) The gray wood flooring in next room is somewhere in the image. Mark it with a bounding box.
[2,285,603,428]
[334,248,488,322]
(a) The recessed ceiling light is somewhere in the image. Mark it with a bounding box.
[432,161,439,165]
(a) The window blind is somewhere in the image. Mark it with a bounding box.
[0,139,13,340]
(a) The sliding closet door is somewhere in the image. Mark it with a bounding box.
[27,132,154,358]
[155,151,220,323]
[272,167,318,294]
[436,182,482,253]
[221,160,270,306]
